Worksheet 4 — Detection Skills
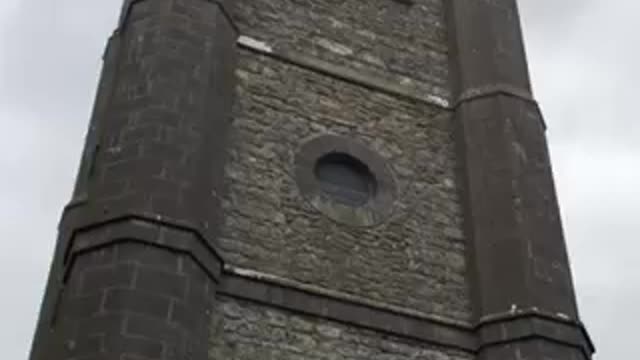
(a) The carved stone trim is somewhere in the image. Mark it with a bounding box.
[295,135,397,227]
[477,311,594,358]
[219,268,477,352]
[61,212,223,282]
[237,36,452,109]
[218,266,594,355]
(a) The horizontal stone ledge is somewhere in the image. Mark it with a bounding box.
[61,212,224,283]
[477,308,595,357]
[236,35,452,110]
[219,266,595,356]
[62,195,89,214]
[456,83,535,106]
[453,84,547,130]
[58,208,592,356]
[218,266,477,352]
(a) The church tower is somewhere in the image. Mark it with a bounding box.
[29,0,594,359]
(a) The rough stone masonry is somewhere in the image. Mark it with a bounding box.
[28,0,594,359]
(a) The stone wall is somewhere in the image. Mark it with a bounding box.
[220,49,470,321]
[209,296,474,360]
[232,0,451,103]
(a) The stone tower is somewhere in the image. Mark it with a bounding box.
[29,0,594,359]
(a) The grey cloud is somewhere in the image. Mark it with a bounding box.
[0,1,121,358]
[521,1,640,358]
[522,0,640,145]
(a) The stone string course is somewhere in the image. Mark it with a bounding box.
[219,49,471,322]
[210,296,474,360]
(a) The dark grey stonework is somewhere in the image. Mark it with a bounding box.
[221,48,470,322]
[28,0,593,359]
[209,296,474,360]
[232,0,451,103]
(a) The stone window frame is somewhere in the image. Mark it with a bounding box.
[295,134,396,227]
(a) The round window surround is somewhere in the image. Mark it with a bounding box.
[295,135,396,227]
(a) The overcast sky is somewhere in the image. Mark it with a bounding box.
[0,1,635,358]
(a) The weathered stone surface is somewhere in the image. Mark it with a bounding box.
[232,0,451,103]
[219,48,471,322]
[209,296,474,360]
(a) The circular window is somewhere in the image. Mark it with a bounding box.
[314,153,377,206]
[295,135,396,227]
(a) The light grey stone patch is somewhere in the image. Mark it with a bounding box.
[237,35,273,53]
[315,38,354,56]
